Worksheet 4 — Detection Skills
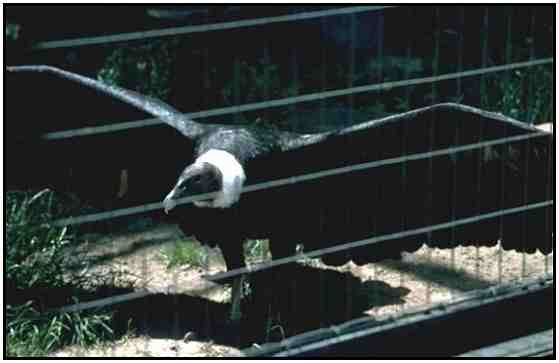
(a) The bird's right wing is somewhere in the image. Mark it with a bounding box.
[6,65,205,139]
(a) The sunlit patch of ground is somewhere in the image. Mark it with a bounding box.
[54,222,553,357]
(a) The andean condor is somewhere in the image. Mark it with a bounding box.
[6,65,554,322]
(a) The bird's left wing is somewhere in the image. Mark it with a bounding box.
[245,103,553,265]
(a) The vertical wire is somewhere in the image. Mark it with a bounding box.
[320,16,327,129]
[233,51,241,124]
[475,6,490,281]
[261,39,271,125]
[450,6,465,281]
[202,34,213,344]
[521,7,538,280]
[544,41,553,277]
[319,15,327,326]
[289,32,300,327]
[288,34,300,129]
[425,6,440,305]
[141,243,150,355]
[544,125,552,277]
[527,8,537,126]
[172,266,180,356]
[521,136,530,281]
[498,6,514,285]
[399,6,413,303]
[345,12,357,323]
[372,10,385,309]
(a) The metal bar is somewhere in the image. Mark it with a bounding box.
[457,329,553,357]
[266,276,552,357]
[527,8,537,125]
[543,124,553,277]
[49,131,550,227]
[451,6,466,277]
[455,6,465,101]
[345,12,357,320]
[476,7,490,279]
[319,16,327,128]
[205,200,553,283]
[40,58,554,141]
[49,204,553,315]
[399,7,413,301]
[498,7,514,285]
[55,290,151,314]
[233,56,242,124]
[425,6,440,305]
[32,6,394,50]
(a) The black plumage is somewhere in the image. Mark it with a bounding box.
[6,66,553,317]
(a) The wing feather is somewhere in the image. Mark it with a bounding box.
[6,65,204,139]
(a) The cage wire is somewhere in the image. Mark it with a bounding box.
[6,5,554,357]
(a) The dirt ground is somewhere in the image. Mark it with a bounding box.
[52,222,553,357]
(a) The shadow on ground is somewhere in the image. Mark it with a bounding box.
[379,255,493,292]
[107,264,410,348]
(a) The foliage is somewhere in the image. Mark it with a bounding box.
[484,65,553,124]
[6,190,76,288]
[245,239,270,263]
[5,23,21,41]
[6,190,114,356]
[162,238,209,269]
[6,302,113,357]
[98,39,180,102]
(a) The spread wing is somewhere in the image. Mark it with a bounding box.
[6,65,199,203]
[244,103,553,263]
[6,65,204,139]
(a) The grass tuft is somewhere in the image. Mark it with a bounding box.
[6,190,114,357]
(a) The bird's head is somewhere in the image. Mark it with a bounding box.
[163,149,246,213]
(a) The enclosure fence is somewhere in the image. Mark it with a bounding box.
[8,4,555,356]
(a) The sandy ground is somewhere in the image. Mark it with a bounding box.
[52,222,553,357]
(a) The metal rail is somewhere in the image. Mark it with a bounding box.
[49,200,553,315]
[49,130,550,227]
[457,330,554,357]
[32,6,393,50]
[41,58,554,141]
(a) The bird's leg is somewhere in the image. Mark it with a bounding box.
[220,240,246,323]
[230,275,245,322]
[268,237,296,336]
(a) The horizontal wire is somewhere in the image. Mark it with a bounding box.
[49,130,550,227]
[49,201,553,314]
[55,290,151,314]
[41,57,554,141]
[204,200,553,282]
[32,6,393,50]
[272,277,552,357]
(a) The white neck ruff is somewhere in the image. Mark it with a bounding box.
[194,149,246,208]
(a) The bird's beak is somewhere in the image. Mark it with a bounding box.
[163,189,178,214]
[162,163,208,214]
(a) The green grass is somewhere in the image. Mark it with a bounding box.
[162,238,272,270]
[6,190,115,357]
[162,238,209,269]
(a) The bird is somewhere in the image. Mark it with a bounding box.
[6,65,553,323]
